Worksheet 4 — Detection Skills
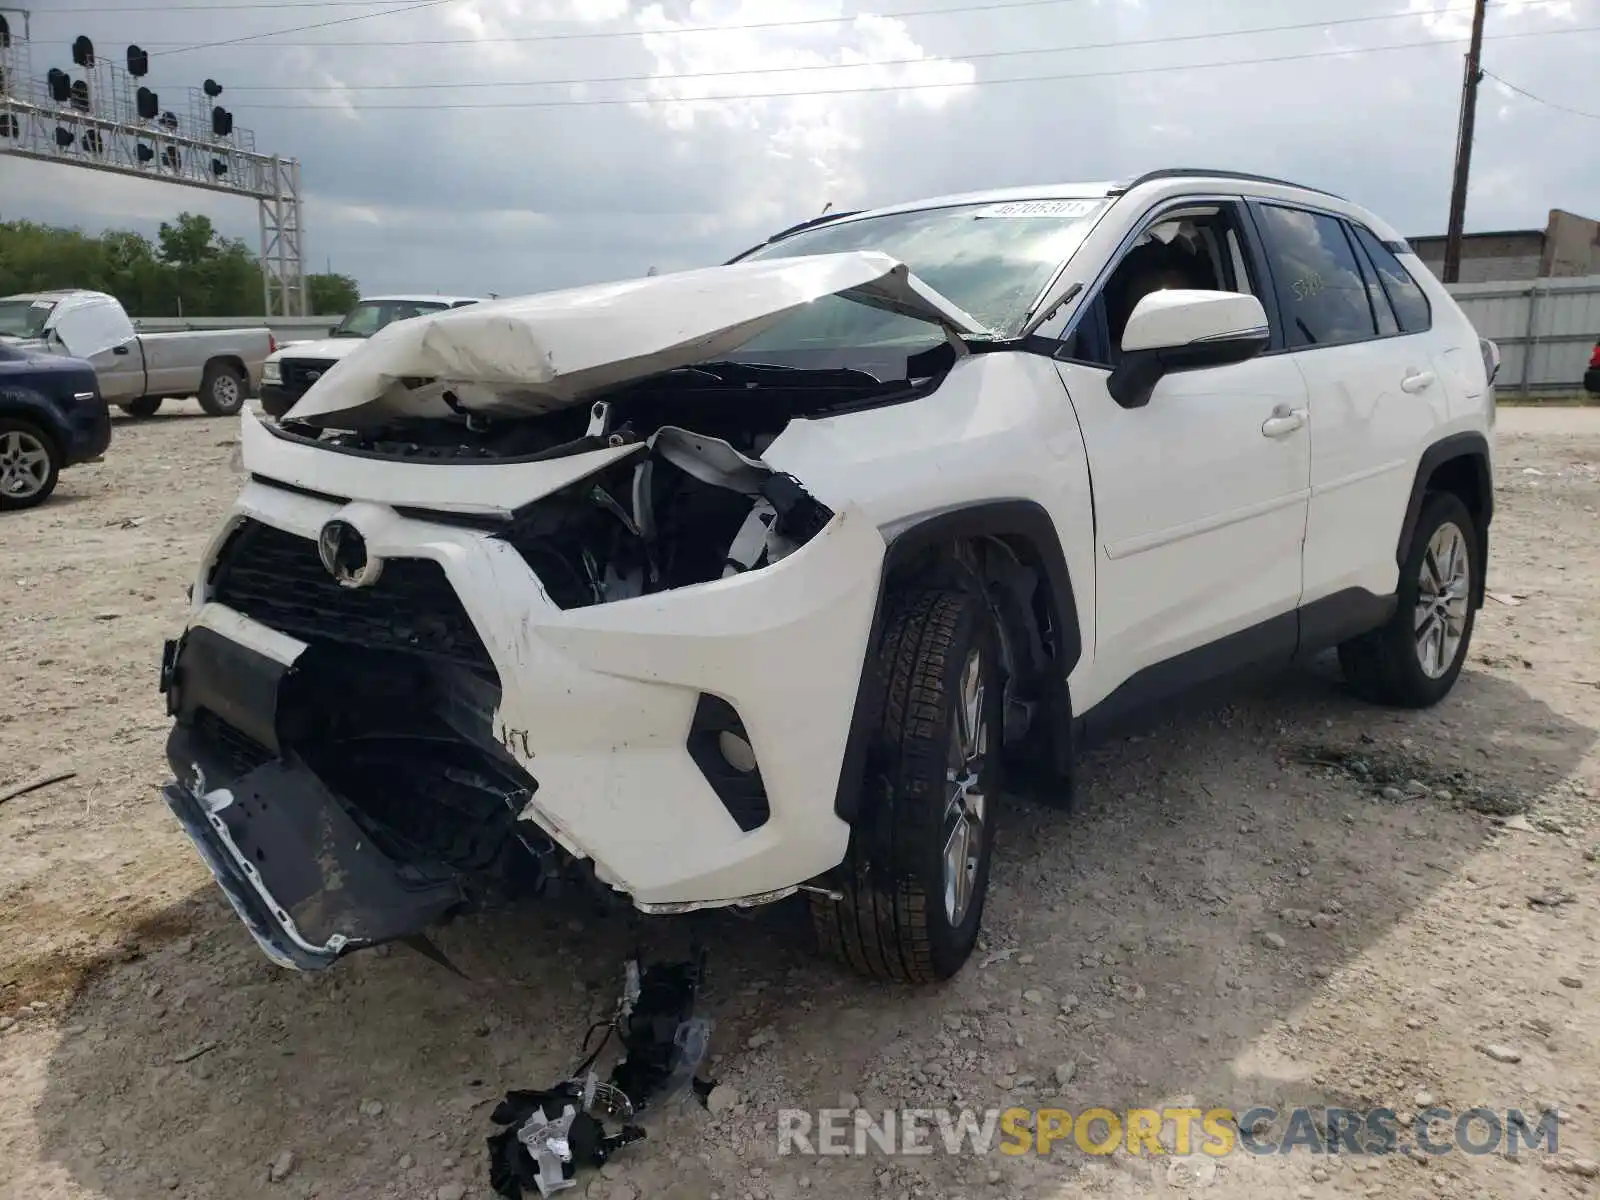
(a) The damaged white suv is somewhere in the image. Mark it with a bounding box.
[159,169,1498,983]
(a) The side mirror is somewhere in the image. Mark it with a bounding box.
[1108,289,1270,410]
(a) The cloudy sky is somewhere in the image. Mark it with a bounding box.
[1,0,1593,297]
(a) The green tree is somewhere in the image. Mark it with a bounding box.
[307,272,360,314]
[0,214,360,318]
[156,212,220,267]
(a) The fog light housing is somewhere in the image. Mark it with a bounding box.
[687,695,770,832]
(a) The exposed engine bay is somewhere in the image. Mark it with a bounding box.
[269,354,947,608]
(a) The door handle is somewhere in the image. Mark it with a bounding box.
[113,345,130,356]
[1400,369,1435,394]
[1261,404,1306,438]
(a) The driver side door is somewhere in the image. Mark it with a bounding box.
[1051,197,1312,716]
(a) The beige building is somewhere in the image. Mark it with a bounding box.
[1408,208,1600,283]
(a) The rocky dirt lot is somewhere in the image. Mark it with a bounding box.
[1,404,1597,1200]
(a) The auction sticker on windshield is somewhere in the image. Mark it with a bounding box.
[974,199,1103,219]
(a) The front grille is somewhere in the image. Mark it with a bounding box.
[210,519,494,671]
[279,357,338,397]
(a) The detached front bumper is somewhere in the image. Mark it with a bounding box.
[161,623,465,969]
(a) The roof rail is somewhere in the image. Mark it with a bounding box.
[722,208,866,264]
[1110,168,1346,202]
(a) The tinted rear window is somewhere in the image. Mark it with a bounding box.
[1351,225,1432,334]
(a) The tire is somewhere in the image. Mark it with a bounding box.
[1338,491,1479,708]
[810,589,1003,983]
[120,396,162,418]
[0,418,62,512]
[198,362,246,416]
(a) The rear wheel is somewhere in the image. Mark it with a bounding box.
[120,396,162,418]
[198,362,246,416]
[810,589,1002,983]
[0,419,61,511]
[1338,491,1479,707]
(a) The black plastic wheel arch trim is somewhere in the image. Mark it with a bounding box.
[831,499,1082,824]
[1395,432,1493,609]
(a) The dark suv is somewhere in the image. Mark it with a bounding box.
[0,339,111,511]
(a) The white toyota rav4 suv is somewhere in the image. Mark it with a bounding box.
[159,169,1497,983]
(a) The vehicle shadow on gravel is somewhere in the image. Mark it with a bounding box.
[30,665,1595,1200]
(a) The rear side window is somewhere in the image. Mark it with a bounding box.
[1255,204,1377,348]
[1351,225,1432,333]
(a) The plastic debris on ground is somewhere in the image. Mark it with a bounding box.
[486,948,716,1198]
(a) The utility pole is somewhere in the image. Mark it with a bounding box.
[1442,0,1488,283]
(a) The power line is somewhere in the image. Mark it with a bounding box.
[150,0,452,57]
[1482,66,1600,119]
[121,0,1115,49]
[43,0,454,10]
[210,1,1576,94]
[233,22,1600,110]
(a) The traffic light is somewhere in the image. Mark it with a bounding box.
[0,116,19,139]
[47,69,70,104]
[54,127,74,148]
[126,45,149,78]
[82,130,103,154]
[137,87,158,120]
[203,78,222,98]
[136,141,154,163]
[72,36,95,68]
[70,80,90,111]
[0,15,10,50]
[161,145,180,170]
[211,157,228,177]
[211,106,232,138]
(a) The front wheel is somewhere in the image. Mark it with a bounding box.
[810,589,1003,983]
[1338,491,1479,707]
[197,363,246,416]
[0,418,62,511]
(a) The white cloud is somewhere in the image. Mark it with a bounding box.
[629,0,976,222]
[1407,0,1578,39]
[4,0,1596,297]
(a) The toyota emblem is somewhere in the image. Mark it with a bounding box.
[317,520,383,589]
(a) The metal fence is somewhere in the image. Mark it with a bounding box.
[132,315,339,344]
[1445,275,1600,395]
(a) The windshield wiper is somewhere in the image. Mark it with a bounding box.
[669,360,888,388]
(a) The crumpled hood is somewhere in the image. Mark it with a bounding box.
[269,337,365,363]
[283,251,993,427]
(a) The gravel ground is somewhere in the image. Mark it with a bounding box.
[1,403,1596,1200]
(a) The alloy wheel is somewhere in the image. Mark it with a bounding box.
[1415,520,1470,679]
[942,648,989,926]
[0,430,51,499]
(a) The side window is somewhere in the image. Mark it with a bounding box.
[1349,227,1400,337]
[1254,204,1377,348]
[1074,210,1244,367]
[1351,225,1432,334]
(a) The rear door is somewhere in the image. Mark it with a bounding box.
[1248,203,1447,610]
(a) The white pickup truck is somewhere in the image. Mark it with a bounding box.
[0,290,274,418]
